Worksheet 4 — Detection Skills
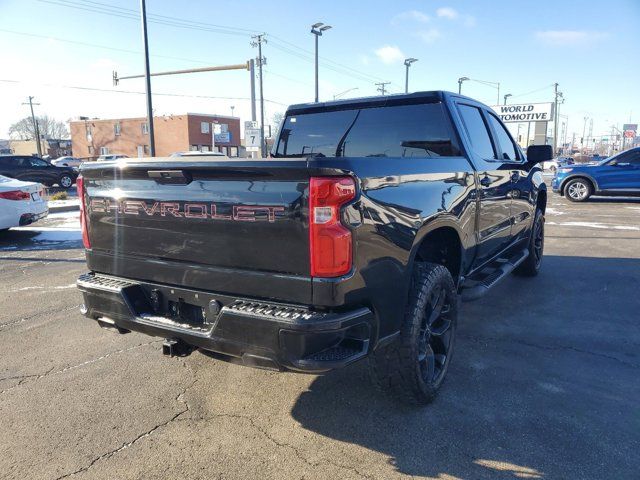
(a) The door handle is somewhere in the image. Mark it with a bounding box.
[480,176,491,187]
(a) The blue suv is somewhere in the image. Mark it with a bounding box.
[552,147,640,202]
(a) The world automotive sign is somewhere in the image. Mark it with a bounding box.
[490,103,554,123]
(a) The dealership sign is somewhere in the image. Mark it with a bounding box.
[490,103,554,123]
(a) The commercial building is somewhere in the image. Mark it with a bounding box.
[70,113,241,158]
[7,139,72,158]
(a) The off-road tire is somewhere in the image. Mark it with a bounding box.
[514,208,544,277]
[369,262,458,405]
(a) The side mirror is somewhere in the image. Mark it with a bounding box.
[526,145,553,164]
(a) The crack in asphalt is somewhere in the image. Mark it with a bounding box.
[0,341,159,396]
[0,303,81,330]
[459,334,640,369]
[52,360,197,480]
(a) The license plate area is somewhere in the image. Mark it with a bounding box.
[31,192,41,201]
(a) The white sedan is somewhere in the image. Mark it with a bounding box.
[0,175,48,230]
[51,156,82,168]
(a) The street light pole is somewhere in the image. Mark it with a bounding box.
[311,22,331,103]
[139,0,155,156]
[404,58,418,94]
[457,77,469,94]
[333,87,359,100]
[553,83,562,156]
[503,93,512,105]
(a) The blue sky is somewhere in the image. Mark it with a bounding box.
[0,0,638,140]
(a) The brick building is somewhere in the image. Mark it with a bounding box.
[70,113,241,158]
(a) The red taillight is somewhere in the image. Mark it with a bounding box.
[76,175,91,249]
[0,190,30,201]
[309,177,356,277]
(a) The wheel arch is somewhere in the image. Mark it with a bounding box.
[409,219,465,286]
[560,174,598,195]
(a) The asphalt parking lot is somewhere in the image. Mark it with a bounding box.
[1,190,639,480]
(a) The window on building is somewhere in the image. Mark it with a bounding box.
[88,146,94,155]
[114,123,121,136]
[201,122,210,134]
[457,104,497,160]
[100,147,109,155]
[141,122,149,135]
[189,145,198,151]
[229,146,238,157]
[487,113,519,161]
[201,145,210,152]
[85,126,92,140]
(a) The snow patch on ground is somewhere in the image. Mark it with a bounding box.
[546,221,640,231]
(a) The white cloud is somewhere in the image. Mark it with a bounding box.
[392,10,430,25]
[436,7,459,20]
[415,29,441,44]
[359,55,370,66]
[535,30,608,45]
[374,45,406,65]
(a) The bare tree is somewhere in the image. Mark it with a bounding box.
[8,116,69,140]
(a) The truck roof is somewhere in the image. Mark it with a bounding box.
[286,90,479,115]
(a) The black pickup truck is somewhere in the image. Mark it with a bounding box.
[77,91,552,404]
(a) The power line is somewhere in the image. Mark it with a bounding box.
[0,78,288,106]
[511,84,554,99]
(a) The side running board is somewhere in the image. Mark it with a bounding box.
[461,249,529,302]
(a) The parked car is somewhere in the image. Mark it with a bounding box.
[541,156,574,174]
[97,154,129,161]
[0,175,48,230]
[552,147,640,201]
[170,151,226,157]
[51,156,82,168]
[76,90,552,405]
[0,155,77,189]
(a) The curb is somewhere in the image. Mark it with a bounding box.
[49,205,80,214]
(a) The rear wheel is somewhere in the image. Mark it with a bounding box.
[369,262,458,405]
[59,174,73,189]
[565,178,592,202]
[514,208,544,277]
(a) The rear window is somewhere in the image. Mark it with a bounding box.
[274,102,461,158]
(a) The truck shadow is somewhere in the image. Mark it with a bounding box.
[290,255,640,479]
[0,230,82,252]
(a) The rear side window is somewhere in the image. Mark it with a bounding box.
[275,102,461,158]
[457,104,496,160]
[0,156,17,166]
[487,113,519,161]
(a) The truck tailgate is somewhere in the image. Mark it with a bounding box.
[80,159,313,301]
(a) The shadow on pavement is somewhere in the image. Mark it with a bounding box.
[291,255,640,479]
[0,230,82,252]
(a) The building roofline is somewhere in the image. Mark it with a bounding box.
[70,113,240,124]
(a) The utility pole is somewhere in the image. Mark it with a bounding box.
[582,116,588,154]
[503,93,512,105]
[404,58,418,94]
[552,82,562,156]
[376,82,390,95]
[139,0,155,156]
[22,96,42,157]
[251,34,267,155]
[457,77,469,94]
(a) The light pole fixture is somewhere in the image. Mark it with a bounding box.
[311,22,332,103]
[333,87,359,100]
[458,76,469,94]
[503,93,512,105]
[404,58,418,94]
[230,105,235,117]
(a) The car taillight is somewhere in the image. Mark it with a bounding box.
[0,190,30,201]
[76,175,91,249]
[309,177,356,277]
